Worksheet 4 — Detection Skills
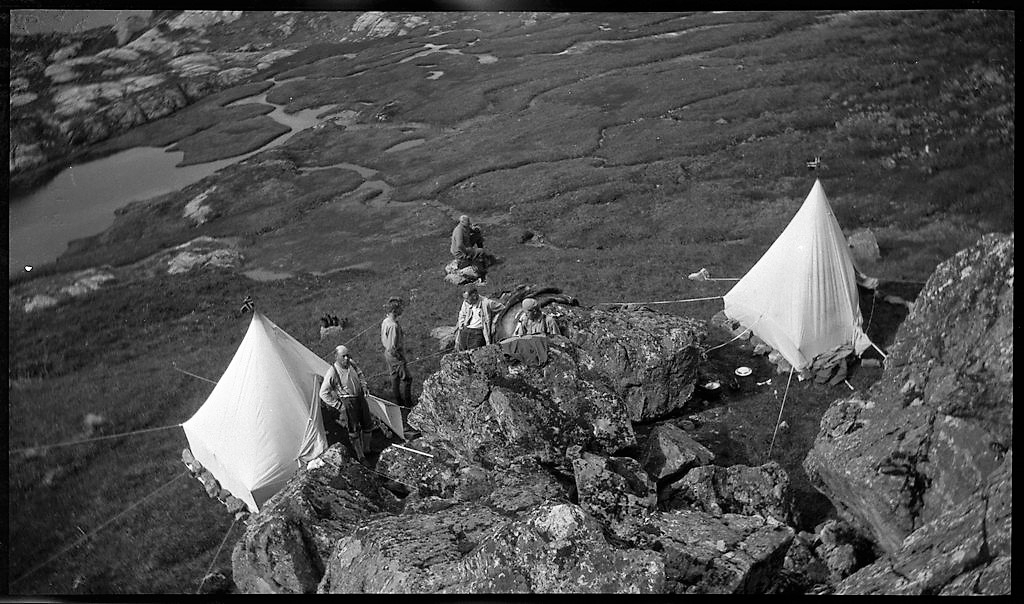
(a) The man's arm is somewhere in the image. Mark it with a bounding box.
[319,366,340,407]
[456,301,470,329]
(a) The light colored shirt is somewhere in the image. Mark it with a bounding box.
[381,314,404,358]
[514,312,560,337]
[457,296,503,345]
[319,361,366,408]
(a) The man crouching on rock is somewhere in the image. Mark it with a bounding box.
[319,345,373,462]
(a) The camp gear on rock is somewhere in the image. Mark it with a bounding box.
[182,312,329,513]
[723,179,875,374]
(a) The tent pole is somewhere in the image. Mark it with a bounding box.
[767,368,795,459]
[871,342,889,359]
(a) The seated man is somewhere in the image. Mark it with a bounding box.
[513,298,561,338]
[450,214,499,279]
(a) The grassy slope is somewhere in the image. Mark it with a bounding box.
[7,10,1014,594]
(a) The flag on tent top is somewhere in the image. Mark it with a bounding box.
[182,311,329,513]
[722,179,874,373]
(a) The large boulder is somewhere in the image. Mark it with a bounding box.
[231,445,403,594]
[648,510,795,594]
[804,233,1012,553]
[316,499,513,593]
[835,450,1010,595]
[557,305,708,421]
[409,343,636,473]
[660,462,792,523]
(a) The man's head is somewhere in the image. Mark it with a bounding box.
[385,296,404,316]
[522,297,540,317]
[334,345,351,367]
[459,214,471,227]
[463,287,480,304]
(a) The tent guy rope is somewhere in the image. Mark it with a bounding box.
[196,516,239,594]
[767,368,795,459]
[595,295,723,307]
[10,470,190,588]
[9,423,184,455]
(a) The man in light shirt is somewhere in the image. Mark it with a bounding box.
[319,345,373,462]
[380,296,413,408]
[455,287,505,351]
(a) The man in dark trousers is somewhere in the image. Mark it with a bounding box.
[319,345,373,462]
[380,296,414,408]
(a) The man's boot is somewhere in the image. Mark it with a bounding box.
[362,429,375,458]
[348,431,366,462]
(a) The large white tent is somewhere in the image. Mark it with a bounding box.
[723,179,874,373]
[182,312,329,513]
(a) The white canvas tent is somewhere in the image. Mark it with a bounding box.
[182,311,329,513]
[723,179,874,373]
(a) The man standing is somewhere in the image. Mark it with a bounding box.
[381,296,414,408]
[455,287,505,351]
[319,345,373,462]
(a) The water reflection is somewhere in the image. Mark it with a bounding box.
[8,147,236,276]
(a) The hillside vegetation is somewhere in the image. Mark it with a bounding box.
[7,10,1014,594]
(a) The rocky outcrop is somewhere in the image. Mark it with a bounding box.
[231,445,403,594]
[804,233,1012,553]
[409,343,637,473]
[228,303,801,594]
[557,305,707,421]
[803,233,1012,591]
[435,503,665,593]
[835,450,1011,595]
[660,462,792,523]
[651,510,795,593]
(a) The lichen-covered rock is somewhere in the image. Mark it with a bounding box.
[835,450,1010,595]
[572,452,657,542]
[441,503,666,593]
[648,510,795,594]
[660,462,791,524]
[410,344,636,473]
[557,306,708,421]
[639,422,715,483]
[804,233,1012,553]
[231,445,403,594]
[317,500,511,593]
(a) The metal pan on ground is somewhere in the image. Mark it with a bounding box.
[734,366,756,391]
[697,380,723,400]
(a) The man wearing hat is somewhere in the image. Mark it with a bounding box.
[319,345,373,462]
[513,297,561,338]
[455,286,505,351]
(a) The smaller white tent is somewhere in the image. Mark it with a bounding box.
[182,311,329,513]
[723,179,874,373]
